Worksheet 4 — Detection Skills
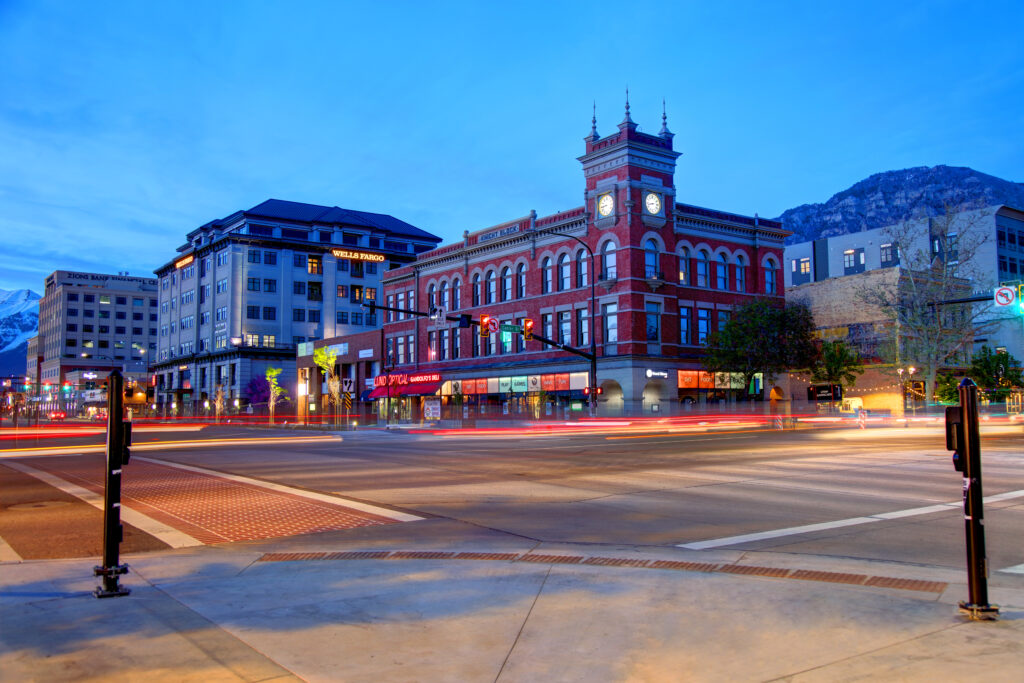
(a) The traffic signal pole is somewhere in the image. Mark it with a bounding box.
[94,369,131,598]
[945,378,999,620]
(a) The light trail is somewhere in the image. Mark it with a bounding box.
[0,434,341,458]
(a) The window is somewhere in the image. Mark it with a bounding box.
[216,278,228,293]
[516,264,526,299]
[67,307,78,317]
[541,258,553,293]
[337,311,349,324]
[293,309,305,322]
[245,333,259,347]
[452,278,461,309]
[365,287,376,301]
[247,277,260,291]
[880,243,899,266]
[247,305,260,320]
[115,296,126,305]
[645,302,661,342]
[397,292,405,320]
[764,260,778,294]
[66,323,77,332]
[68,293,79,301]
[293,254,306,268]
[645,240,660,279]
[679,306,691,345]
[718,310,731,332]
[734,256,747,292]
[264,251,277,265]
[428,284,436,310]
[486,270,496,304]
[200,311,210,325]
[575,250,588,288]
[501,267,512,301]
[842,248,865,275]
[293,281,306,295]
[116,311,127,320]
[262,335,275,348]
[215,306,227,322]
[440,329,449,360]
[337,285,348,299]
[558,311,571,344]
[307,256,322,274]
[558,254,571,290]
[349,285,363,303]
[263,279,277,292]
[792,256,811,285]
[84,309,95,318]
[576,308,589,346]
[541,313,553,341]
[717,254,728,289]
[308,310,320,323]
[697,309,711,345]
[248,249,261,264]
[696,250,709,287]
[451,327,460,359]
[600,242,617,280]
[262,307,276,320]
[216,250,229,266]
[602,303,618,345]
[308,282,322,301]
[472,274,481,307]
[440,282,449,310]
[338,259,349,272]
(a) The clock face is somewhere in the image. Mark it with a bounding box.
[597,193,614,217]
[645,192,662,215]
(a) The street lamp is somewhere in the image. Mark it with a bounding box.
[908,366,917,417]
[528,226,598,417]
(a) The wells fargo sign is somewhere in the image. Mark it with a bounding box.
[331,248,386,263]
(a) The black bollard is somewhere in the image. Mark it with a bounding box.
[94,370,130,598]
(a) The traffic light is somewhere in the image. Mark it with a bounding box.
[945,405,965,472]
[523,318,534,341]
[479,314,490,337]
[583,387,604,396]
[62,382,72,393]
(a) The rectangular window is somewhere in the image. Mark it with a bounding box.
[397,292,405,320]
[293,254,306,268]
[293,309,305,322]
[263,279,277,292]
[338,259,349,272]
[542,313,553,340]
[247,305,260,320]
[116,311,127,320]
[350,285,363,303]
[262,335,275,348]
[718,310,730,332]
[308,282,323,301]
[576,308,589,347]
[115,296,126,305]
[645,302,661,342]
[247,277,260,291]
[602,303,618,344]
[99,295,110,305]
[68,293,79,301]
[352,261,364,278]
[679,307,690,345]
[337,285,348,298]
[558,311,571,345]
[264,250,277,265]
[307,256,322,274]
[308,309,321,323]
[248,249,261,263]
[336,311,349,324]
[216,279,228,293]
[216,250,229,266]
[293,281,306,295]
[365,287,377,301]
[697,309,711,345]
[262,307,276,320]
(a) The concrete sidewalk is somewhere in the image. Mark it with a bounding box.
[2,519,1022,682]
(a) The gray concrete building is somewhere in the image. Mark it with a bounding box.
[152,199,441,415]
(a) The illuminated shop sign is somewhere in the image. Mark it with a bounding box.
[174,255,195,269]
[374,372,441,387]
[330,248,386,263]
[645,369,669,379]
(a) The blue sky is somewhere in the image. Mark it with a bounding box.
[1,0,1022,293]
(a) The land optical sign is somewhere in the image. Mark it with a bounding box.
[331,248,386,263]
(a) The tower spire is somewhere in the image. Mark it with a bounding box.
[659,98,673,140]
[588,101,599,141]
[618,87,637,132]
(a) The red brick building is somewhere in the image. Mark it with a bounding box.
[378,104,788,419]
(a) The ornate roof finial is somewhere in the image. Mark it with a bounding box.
[659,98,673,139]
[589,101,599,141]
[622,87,633,124]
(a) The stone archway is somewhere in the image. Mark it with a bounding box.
[599,379,624,416]
[769,386,785,400]
[642,380,667,415]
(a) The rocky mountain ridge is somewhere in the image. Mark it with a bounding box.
[0,289,40,377]
[776,165,1024,244]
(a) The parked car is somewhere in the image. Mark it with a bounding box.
[92,410,108,421]
[48,410,66,421]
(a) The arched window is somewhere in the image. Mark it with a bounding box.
[516,264,526,298]
[696,250,709,287]
[486,270,497,304]
[576,249,588,288]
[644,239,659,279]
[717,253,728,289]
[679,248,690,285]
[472,274,481,307]
[427,284,436,309]
[440,281,449,310]
[734,255,746,293]
[765,259,778,294]
[601,242,617,280]
[542,257,553,294]
[452,278,461,309]
[558,254,571,291]
[501,267,512,301]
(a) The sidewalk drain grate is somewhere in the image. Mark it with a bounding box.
[718,564,792,578]
[254,550,949,593]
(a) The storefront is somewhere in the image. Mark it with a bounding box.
[677,370,762,404]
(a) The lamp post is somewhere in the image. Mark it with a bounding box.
[908,366,917,417]
[897,367,905,413]
[529,227,598,417]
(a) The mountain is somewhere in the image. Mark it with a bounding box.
[777,165,1024,244]
[0,289,40,377]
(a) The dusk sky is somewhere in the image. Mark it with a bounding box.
[2,0,1022,294]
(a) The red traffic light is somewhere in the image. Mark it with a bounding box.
[479,314,491,337]
[583,386,603,396]
[523,318,534,341]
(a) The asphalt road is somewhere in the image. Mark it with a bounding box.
[3,423,1023,583]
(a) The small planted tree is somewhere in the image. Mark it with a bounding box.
[214,384,225,422]
[313,346,341,424]
[969,346,1023,403]
[265,367,288,424]
[810,340,865,406]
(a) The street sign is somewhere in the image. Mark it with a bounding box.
[994,286,1016,307]
[342,378,354,393]
[499,323,521,333]
[487,317,500,334]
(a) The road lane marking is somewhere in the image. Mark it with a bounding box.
[679,489,1024,550]
[3,461,203,548]
[135,457,423,523]
[0,534,23,562]
[998,563,1024,574]
[0,435,342,458]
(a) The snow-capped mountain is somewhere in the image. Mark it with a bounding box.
[0,289,40,377]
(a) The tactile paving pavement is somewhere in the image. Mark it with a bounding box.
[24,456,400,544]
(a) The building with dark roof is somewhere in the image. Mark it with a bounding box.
[152,199,441,415]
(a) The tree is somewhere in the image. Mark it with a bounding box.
[969,345,1023,402]
[313,346,341,424]
[704,299,819,396]
[857,204,999,405]
[810,340,865,389]
[214,384,225,422]
[265,367,288,424]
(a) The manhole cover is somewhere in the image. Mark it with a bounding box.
[9,500,71,510]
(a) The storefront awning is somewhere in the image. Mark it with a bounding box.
[399,381,442,396]
[367,386,391,400]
